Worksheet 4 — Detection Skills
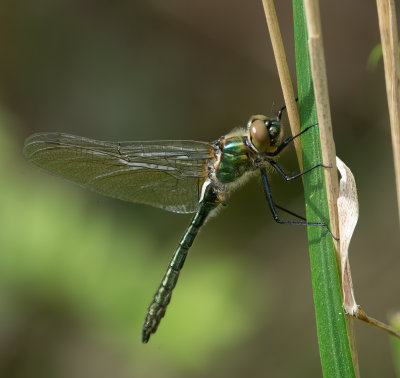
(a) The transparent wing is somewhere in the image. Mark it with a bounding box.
[24,132,212,213]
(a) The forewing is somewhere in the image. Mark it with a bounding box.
[24,133,212,213]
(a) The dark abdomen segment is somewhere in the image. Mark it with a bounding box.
[142,184,220,343]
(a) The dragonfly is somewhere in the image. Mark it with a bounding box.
[23,104,332,343]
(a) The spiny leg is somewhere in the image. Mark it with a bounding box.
[268,159,331,181]
[275,203,306,221]
[275,97,298,122]
[259,167,337,239]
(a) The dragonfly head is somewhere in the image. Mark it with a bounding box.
[247,115,283,153]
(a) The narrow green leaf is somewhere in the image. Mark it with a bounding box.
[292,1,355,377]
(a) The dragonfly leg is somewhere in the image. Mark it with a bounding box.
[259,167,338,239]
[275,97,298,122]
[274,203,306,221]
[267,122,318,157]
[142,186,220,343]
[268,159,330,181]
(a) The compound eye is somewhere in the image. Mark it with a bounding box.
[250,119,269,152]
[269,125,280,140]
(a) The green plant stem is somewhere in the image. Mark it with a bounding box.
[293,1,355,376]
[390,314,400,377]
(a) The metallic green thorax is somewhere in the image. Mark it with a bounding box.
[215,137,252,184]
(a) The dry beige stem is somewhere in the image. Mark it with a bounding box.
[261,0,302,168]
[303,0,339,250]
[376,0,400,223]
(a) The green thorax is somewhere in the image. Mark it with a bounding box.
[215,136,252,184]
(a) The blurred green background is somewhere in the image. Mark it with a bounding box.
[0,1,399,377]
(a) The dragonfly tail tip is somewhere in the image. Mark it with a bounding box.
[142,330,150,344]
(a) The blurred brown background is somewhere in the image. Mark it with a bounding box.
[0,0,399,377]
